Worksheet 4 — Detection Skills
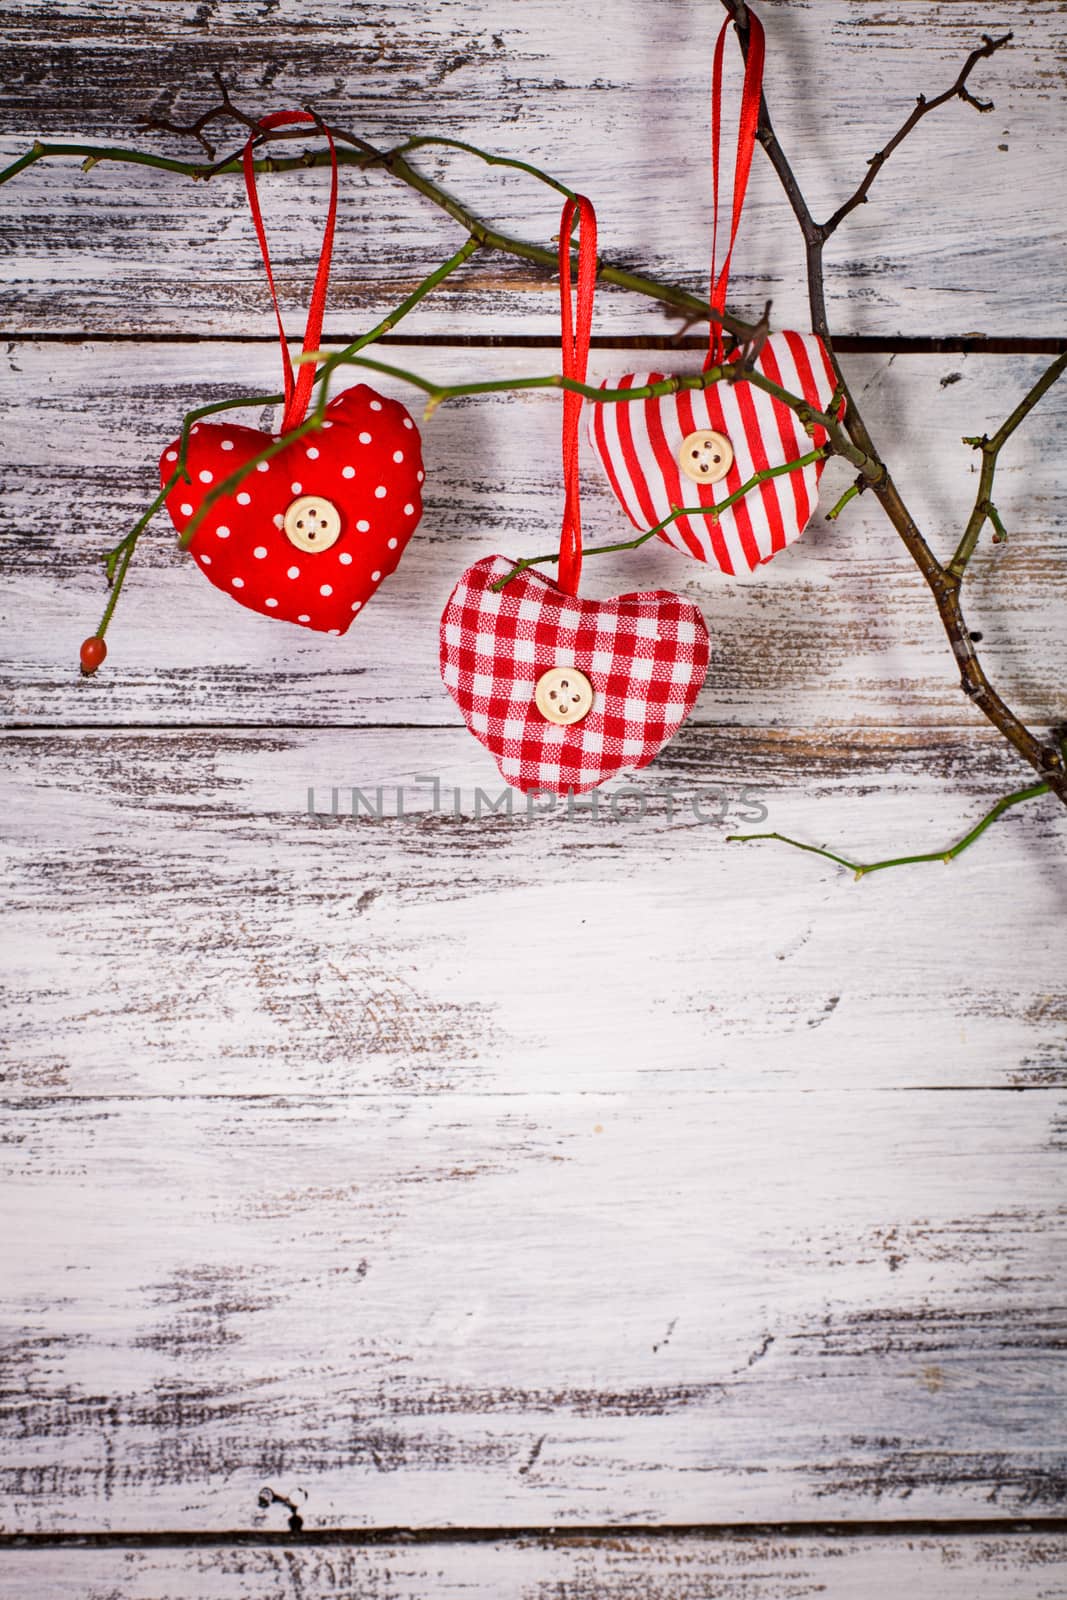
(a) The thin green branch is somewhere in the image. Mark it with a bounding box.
[985,500,1009,544]
[490,449,828,590]
[825,476,864,522]
[92,392,283,643]
[311,347,874,476]
[0,130,749,340]
[948,352,1067,579]
[390,134,576,200]
[726,779,1050,878]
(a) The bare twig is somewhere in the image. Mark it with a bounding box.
[826,476,865,523]
[948,351,1067,578]
[727,779,1051,879]
[821,33,1012,239]
[144,70,260,155]
[489,449,828,590]
[720,2,1066,810]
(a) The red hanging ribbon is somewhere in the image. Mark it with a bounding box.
[557,194,597,597]
[242,110,339,433]
[706,5,765,369]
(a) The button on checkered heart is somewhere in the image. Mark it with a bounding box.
[440,556,710,795]
[588,331,839,576]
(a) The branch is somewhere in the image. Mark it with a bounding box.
[489,449,828,590]
[719,5,1065,805]
[821,32,1013,239]
[948,352,1067,579]
[727,779,1051,878]
[305,349,872,474]
[143,70,260,155]
[0,122,754,342]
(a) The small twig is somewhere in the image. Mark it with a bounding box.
[985,501,1009,545]
[489,449,828,591]
[825,475,865,523]
[144,71,260,155]
[727,779,1051,878]
[820,32,1013,239]
[731,298,772,376]
[948,352,1067,579]
[0,121,756,342]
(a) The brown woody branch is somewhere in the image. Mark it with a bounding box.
[720,1,1065,805]
[144,70,260,155]
[821,31,1012,238]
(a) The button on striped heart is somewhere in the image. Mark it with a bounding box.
[588,331,839,576]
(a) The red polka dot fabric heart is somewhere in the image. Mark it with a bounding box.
[160,384,424,635]
[440,555,710,795]
[588,331,839,577]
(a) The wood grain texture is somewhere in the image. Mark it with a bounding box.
[2,725,1067,1099]
[0,1085,1064,1530]
[3,347,1065,731]
[2,1532,1067,1600]
[2,0,1066,1578]
[1,2,1064,337]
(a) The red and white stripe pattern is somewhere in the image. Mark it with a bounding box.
[440,556,710,795]
[588,331,838,576]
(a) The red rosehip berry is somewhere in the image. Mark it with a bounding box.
[80,636,107,675]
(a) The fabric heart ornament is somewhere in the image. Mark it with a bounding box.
[589,4,841,576]
[160,110,423,634]
[588,333,837,576]
[441,557,709,795]
[440,197,710,796]
[161,383,423,636]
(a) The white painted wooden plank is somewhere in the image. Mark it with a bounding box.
[3,726,1066,1097]
[2,1533,1066,1600]
[0,1087,1063,1530]
[0,2,1063,335]
[3,347,1064,729]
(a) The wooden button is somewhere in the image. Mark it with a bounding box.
[678,429,733,485]
[282,495,342,553]
[535,666,594,726]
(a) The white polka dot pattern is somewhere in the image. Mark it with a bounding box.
[161,383,424,636]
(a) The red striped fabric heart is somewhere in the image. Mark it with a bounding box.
[588,331,838,576]
[440,555,710,795]
[161,383,423,636]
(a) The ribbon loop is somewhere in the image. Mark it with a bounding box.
[242,110,339,432]
[707,5,765,368]
[557,194,597,596]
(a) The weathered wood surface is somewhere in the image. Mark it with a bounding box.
[1,1,1064,338]
[3,347,1065,730]
[0,1082,1064,1529]
[3,727,1067,1098]
[2,0,1066,1587]
[2,1533,1066,1600]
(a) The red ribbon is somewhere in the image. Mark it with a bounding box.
[706,5,765,368]
[556,194,597,596]
[242,111,339,433]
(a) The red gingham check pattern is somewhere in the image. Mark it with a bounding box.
[440,555,710,795]
[588,331,838,576]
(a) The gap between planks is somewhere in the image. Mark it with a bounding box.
[3,334,1066,355]
[4,1517,1067,1549]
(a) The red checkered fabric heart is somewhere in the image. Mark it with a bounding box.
[440,555,710,795]
[588,331,838,575]
[161,383,423,635]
